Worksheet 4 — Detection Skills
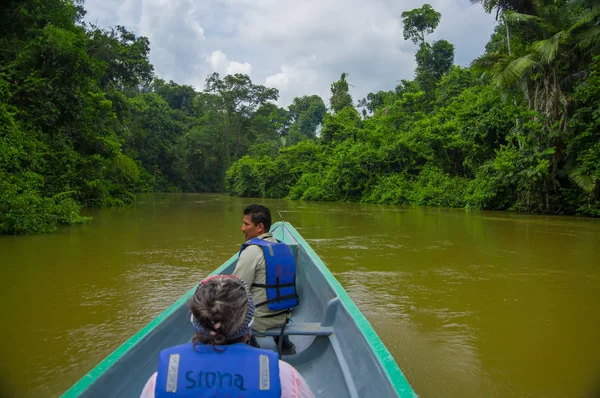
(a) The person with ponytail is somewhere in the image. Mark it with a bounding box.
[139,275,313,398]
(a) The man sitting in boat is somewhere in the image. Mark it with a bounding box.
[233,204,299,355]
[139,275,313,398]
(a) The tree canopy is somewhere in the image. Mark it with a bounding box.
[401,4,441,45]
[330,73,354,114]
[2,0,599,234]
[227,2,600,216]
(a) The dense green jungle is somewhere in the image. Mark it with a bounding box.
[1,0,599,234]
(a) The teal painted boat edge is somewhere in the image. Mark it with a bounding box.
[280,222,418,397]
[61,252,240,397]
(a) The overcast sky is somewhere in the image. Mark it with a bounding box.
[83,0,497,107]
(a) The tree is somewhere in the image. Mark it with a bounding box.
[564,54,600,215]
[152,79,197,113]
[469,0,535,18]
[204,73,279,172]
[204,73,279,117]
[401,4,441,46]
[415,39,455,95]
[400,6,453,105]
[173,126,222,192]
[122,93,184,191]
[288,95,327,140]
[0,0,149,232]
[435,66,479,107]
[86,25,154,90]
[247,103,287,148]
[321,106,363,144]
[471,0,600,213]
[473,2,600,130]
[358,91,386,115]
[329,73,353,113]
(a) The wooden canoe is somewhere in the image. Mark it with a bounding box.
[62,222,417,397]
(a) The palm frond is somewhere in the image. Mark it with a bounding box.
[576,26,600,50]
[495,54,538,88]
[532,31,568,64]
[469,0,501,14]
[569,169,597,193]
[471,52,504,72]
[502,10,543,24]
[568,5,600,34]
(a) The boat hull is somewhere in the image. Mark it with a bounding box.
[62,222,417,397]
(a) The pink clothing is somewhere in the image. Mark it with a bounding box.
[140,360,314,398]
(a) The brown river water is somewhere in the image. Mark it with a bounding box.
[0,193,599,397]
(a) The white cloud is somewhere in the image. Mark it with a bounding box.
[137,0,207,87]
[83,0,498,106]
[265,57,328,106]
[209,50,228,74]
[224,0,494,106]
[227,61,253,76]
[209,50,252,76]
[265,68,292,91]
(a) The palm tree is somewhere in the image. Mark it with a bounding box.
[474,1,599,131]
[469,0,536,18]
[473,0,599,198]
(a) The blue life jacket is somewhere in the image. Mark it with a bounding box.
[155,342,281,398]
[239,238,299,312]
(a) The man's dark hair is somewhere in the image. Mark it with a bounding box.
[243,204,271,231]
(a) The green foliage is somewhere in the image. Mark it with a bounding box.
[87,25,154,90]
[226,140,324,200]
[474,1,599,130]
[286,137,385,202]
[0,0,147,233]
[173,126,222,192]
[416,40,455,98]
[329,73,353,114]
[204,72,279,117]
[362,167,470,208]
[152,79,196,112]
[2,0,600,235]
[0,86,90,233]
[362,174,412,205]
[225,156,275,198]
[401,4,441,45]
[564,55,600,215]
[122,93,184,191]
[435,66,479,107]
[227,5,599,217]
[358,90,398,114]
[288,95,327,140]
[400,5,454,104]
[0,182,90,234]
[321,107,363,144]
[204,72,280,174]
[469,0,536,15]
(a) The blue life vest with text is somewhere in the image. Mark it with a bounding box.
[155,342,281,398]
[239,238,299,312]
